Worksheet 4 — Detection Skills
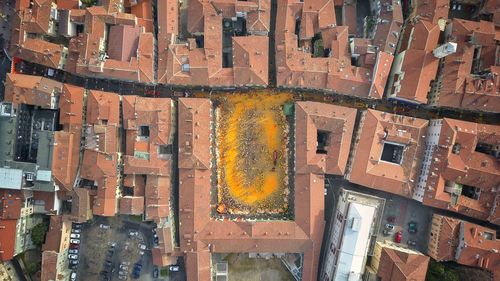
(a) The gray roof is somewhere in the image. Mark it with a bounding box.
[0,167,23,189]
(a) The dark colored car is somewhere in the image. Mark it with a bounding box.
[153,267,159,278]
[132,263,142,279]
[408,222,418,233]
[72,223,83,229]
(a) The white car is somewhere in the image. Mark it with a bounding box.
[68,249,78,254]
[138,244,147,250]
[169,265,180,272]
[68,254,78,260]
[120,265,129,270]
[70,239,80,244]
[129,230,139,236]
[72,229,81,234]
[99,224,110,229]
[70,233,81,239]
[70,272,77,281]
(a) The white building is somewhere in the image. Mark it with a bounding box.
[320,188,385,281]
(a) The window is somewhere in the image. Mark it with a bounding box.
[380,142,405,164]
[139,126,150,137]
[159,144,172,155]
[317,130,330,154]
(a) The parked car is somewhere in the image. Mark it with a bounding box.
[132,263,142,279]
[99,224,111,229]
[69,260,79,265]
[382,229,394,236]
[118,275,127,281]
[385,223,395,230]
[138,244,147,250]
[68,254,79,260]
[70,271,77,281]
[386,216,395,223]
[72,223,83,229]
[70,244,80,249]
[70,233,81,239]
[71,229,82,234]
[169,265,180,272]
[408,222,418,233]
[119,265,128,270]
[153,267,159,278]
[395,231,403,243]
[129,230,139,237]
[68,249,79,254]
[407,240,417,246]
[70,239,80,244]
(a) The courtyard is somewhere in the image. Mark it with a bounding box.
[214,93,293,216]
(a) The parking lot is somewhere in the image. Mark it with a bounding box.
[375,194,433,253]
[68,216,167,281]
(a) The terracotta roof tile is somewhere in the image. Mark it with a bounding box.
[428,214,500,276]
[71,187,93,223]
[436,19,499,112]
[275,0,386,98]
[422,119,500,224]
[348,110,428,198]
[377,242,429,281]
[4,73,62,109]
[178,99,328,281]
[119,196,145,215]
[295,102,357,175]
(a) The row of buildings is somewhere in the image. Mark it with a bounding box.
[0,72,176,280]
[0,71,498,279]
[387,0,500,113]
[10,0,499,112]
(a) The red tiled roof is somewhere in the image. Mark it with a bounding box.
[178,99,327,281]
[275,0,387,98]
[4,73,62,109]
[0,219,17,261]
[422,119,500,224]
[428,214,500,276]
[42,215,70,253]
[295,102,357,175]
[119,196,145,215]
[377,244,429,281]
[436,19,499,112]
[348,110,428,198]
[40,251,58,281]
[158,0,269,86]
[390,20,441,104]
[0,190,24,220]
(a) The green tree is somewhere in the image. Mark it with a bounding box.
[426,260,459,281]
[31,222,49,246]
[25,262,40,275]
[81,0,96,7]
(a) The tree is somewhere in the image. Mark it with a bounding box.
[81,0,96,7]
[426,260,459,281]
[31,222,49,246]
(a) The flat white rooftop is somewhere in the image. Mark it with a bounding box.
[0,167,23,190]
[334,202,375,281]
